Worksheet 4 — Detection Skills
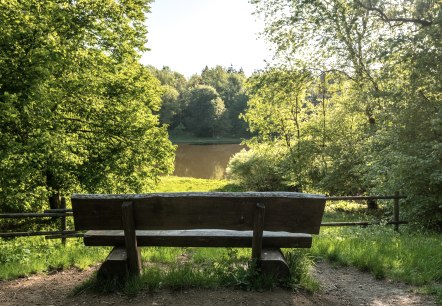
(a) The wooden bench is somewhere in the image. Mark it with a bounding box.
[72,192,325,280]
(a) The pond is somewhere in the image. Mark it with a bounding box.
[173,144,246,179]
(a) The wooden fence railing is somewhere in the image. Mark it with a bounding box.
[322,191,407,231]
[0,192,407,243]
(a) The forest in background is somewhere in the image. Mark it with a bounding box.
[148,65,249,138]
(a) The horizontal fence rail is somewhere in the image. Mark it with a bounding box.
[0,193,407,242]
[326,195,406,201]
[0,213,73,218]
[321,221,408,227]
[324,191,406,231]
[0,230,78,238]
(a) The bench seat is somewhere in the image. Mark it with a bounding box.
[84,229,312,248]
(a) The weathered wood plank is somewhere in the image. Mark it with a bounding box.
[97,247,128,281]
[252,203,265,260]
[260,248,290,279]
[83,230,313,248]
[121,202,141,276]
[0,230,77,238]
[73,192,323,200]
[72,192,325,233]
[0,213,72,218]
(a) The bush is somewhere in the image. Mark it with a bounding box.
[226,145,288,191]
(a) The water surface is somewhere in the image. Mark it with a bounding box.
[173,144,245,179]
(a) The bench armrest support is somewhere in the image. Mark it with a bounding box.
[252,203,266,260]
[122,201,142,276]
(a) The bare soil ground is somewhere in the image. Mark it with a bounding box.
[0,261,437,306]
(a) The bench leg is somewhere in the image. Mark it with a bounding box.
[97,247,129,281]
[260,248,290,279]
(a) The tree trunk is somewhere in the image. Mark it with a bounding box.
[49,192,61,210]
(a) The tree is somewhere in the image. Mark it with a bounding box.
[158,85,181,128]
[0,0,174,212]
[184,85,226,137]
[250,0,442,228]
[200,66,249,136]
[147,66,187,93]
[245,68,314,190]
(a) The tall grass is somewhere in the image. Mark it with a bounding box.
[0,237,110,279]
[313,200,442,303]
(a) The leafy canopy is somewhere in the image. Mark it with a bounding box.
[0,0,174,212]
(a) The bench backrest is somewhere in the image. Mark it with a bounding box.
[72,192,325,234]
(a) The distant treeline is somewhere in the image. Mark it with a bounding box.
[147,65,250,138]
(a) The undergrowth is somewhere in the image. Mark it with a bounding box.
[72,247,317,296]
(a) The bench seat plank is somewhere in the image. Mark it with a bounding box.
[83,229,312,248]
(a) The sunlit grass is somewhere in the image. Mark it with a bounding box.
[153,176,230,192]
[1,179,441,302]
[0,237,110,280]
[312,226,442,302]
[73,247,315,295]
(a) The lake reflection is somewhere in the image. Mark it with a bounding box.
[173,144,246,179]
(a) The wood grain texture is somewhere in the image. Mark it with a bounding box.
[260,248,290,279]
[72,192,325,233]
[83,230,313,248]
[121,202,141,276]
[97,247,128,281]
[252,203,265,260]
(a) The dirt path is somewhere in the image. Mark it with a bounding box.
[0,261,437,306]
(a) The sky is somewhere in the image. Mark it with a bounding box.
[140,0,272,78]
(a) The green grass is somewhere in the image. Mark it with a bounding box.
[73,247,316,296]
[314,200,442,303]
[1,179,441,302]
[0,237,110,280]
[153,176,231,192]
[0,176,237,282]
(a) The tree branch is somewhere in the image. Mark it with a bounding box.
[354,0,433,27]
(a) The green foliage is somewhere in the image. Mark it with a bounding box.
[158,85,181,126]
[244,68,318,190]
[0,0,174,212]
[150,65,250,138]
[184,85,226,137]
[226,146,289,191]
[246,0,442,228]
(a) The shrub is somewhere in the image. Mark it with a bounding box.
[226,145,288,191]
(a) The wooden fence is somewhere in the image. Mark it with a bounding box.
[323,191,407,231]
[0,192,407,243]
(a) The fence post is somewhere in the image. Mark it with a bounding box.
[367,198,378,210]
[60,197,66,245]
[393,191,400,232]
